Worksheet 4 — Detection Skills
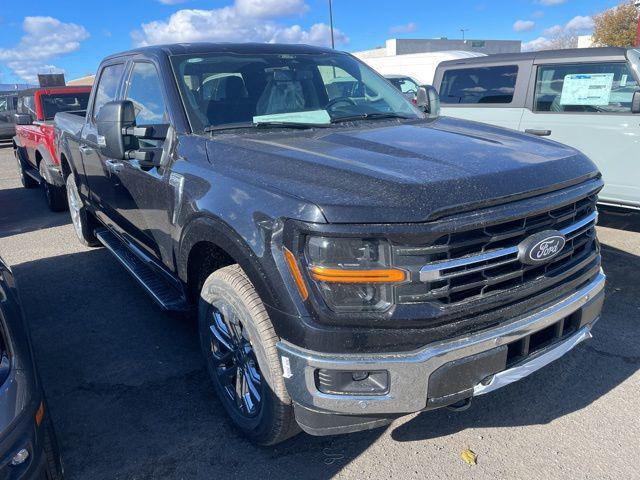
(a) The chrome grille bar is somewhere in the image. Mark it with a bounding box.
[419,211,598,282]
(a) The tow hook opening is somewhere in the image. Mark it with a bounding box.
[446,397,473,412]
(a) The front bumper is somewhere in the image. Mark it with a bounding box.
[277,271,605,435]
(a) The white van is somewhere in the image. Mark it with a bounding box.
[358,51,486,85]
[433,47,640,211]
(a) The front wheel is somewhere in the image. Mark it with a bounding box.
[199,264,300,445]
[65,174,99,247]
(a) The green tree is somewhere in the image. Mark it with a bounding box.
[592,0,638,47]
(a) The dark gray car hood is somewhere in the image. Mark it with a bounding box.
[205,116,599,223]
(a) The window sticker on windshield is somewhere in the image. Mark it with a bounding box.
[560,73,614,106]
[253,110,331,125]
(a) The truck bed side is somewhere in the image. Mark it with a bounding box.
[54,111,87,191]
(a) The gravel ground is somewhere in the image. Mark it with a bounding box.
[0,146,638,480]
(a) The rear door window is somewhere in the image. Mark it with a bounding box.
[92,63,125,121]
[440,65,519,104]
[534,62,638,113]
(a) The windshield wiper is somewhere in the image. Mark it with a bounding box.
[331,112,411,124]
[204,121,330,133]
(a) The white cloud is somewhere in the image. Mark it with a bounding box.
[537,0,567,5]
[390,22,418,34]
[513,20,535,32]
[132,1,347,47]
[542,24,563,36]
[523,36,554,51]
[0,16,89,82]
[234,0,308,18]
[565,15,594,31]
[525,14,594,51]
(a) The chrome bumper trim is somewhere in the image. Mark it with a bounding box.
[419,211,598,282]
[473,324,593,396]
[277,271,605,415]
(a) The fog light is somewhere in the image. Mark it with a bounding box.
[10,448,29,466]
[352,371,369,381]
[316,369,388,395]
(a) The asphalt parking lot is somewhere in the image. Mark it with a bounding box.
[0,146,638,480]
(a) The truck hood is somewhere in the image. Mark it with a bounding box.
[206,116,599,223]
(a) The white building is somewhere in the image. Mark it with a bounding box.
[577,35,595,48]
[353,38,522,59]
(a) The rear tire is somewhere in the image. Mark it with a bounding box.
[199,264,300,445]
[40,162,67,212]
[15,149,38,189]
[65,173,100,247]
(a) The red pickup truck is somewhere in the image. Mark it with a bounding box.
[13,86,91,211]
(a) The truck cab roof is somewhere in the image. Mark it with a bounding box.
[439,47,631,67]
[103,42,336,61]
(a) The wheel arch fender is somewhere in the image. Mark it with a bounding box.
[35,146,66,187]
[178,213,287,313]
[12,136,27,163]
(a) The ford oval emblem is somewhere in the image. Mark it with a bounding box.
[518,230,566,265]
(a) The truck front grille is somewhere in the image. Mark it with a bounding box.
[395,192,600,306]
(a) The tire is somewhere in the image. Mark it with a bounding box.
[40,162,67,212]
[15,149,38,189]
[199,264,300,445]
[65,173,100,247]
[43,413,64,480]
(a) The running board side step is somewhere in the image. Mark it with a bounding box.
[95,229,189,312]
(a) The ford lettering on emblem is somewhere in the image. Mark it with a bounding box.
[518,230,566,265]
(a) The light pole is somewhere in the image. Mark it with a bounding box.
[329,0,335,49]
[460,28,469,41]
[635,0,640,48]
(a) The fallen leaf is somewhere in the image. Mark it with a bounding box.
[460,448,477,466]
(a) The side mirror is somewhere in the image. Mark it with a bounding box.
[416,85,441,118]
[632,90,640,114]
[14,113,32,126]
[96,100,136,160]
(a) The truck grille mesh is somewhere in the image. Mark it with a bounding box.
[396,193,599,306]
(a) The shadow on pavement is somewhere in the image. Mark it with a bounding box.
[12,247,386,479]
[598,206,640,233]
[392,243,639,442]
[0,185,70,239]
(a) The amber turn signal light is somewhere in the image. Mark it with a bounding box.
[284,247,309,300]
[309,266,406,284]
[35,402,45,427]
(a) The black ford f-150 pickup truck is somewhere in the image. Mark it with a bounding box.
[54,43,606,445]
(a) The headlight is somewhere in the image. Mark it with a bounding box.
[303,237,406,313]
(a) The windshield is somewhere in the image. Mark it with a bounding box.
[41,92,90,120]
[170,51,423,132]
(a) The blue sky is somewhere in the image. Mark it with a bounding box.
[0,0,624,84]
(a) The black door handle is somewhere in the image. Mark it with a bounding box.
[524,129,552,137]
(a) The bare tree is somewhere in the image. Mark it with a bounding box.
[544,34,579,50]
